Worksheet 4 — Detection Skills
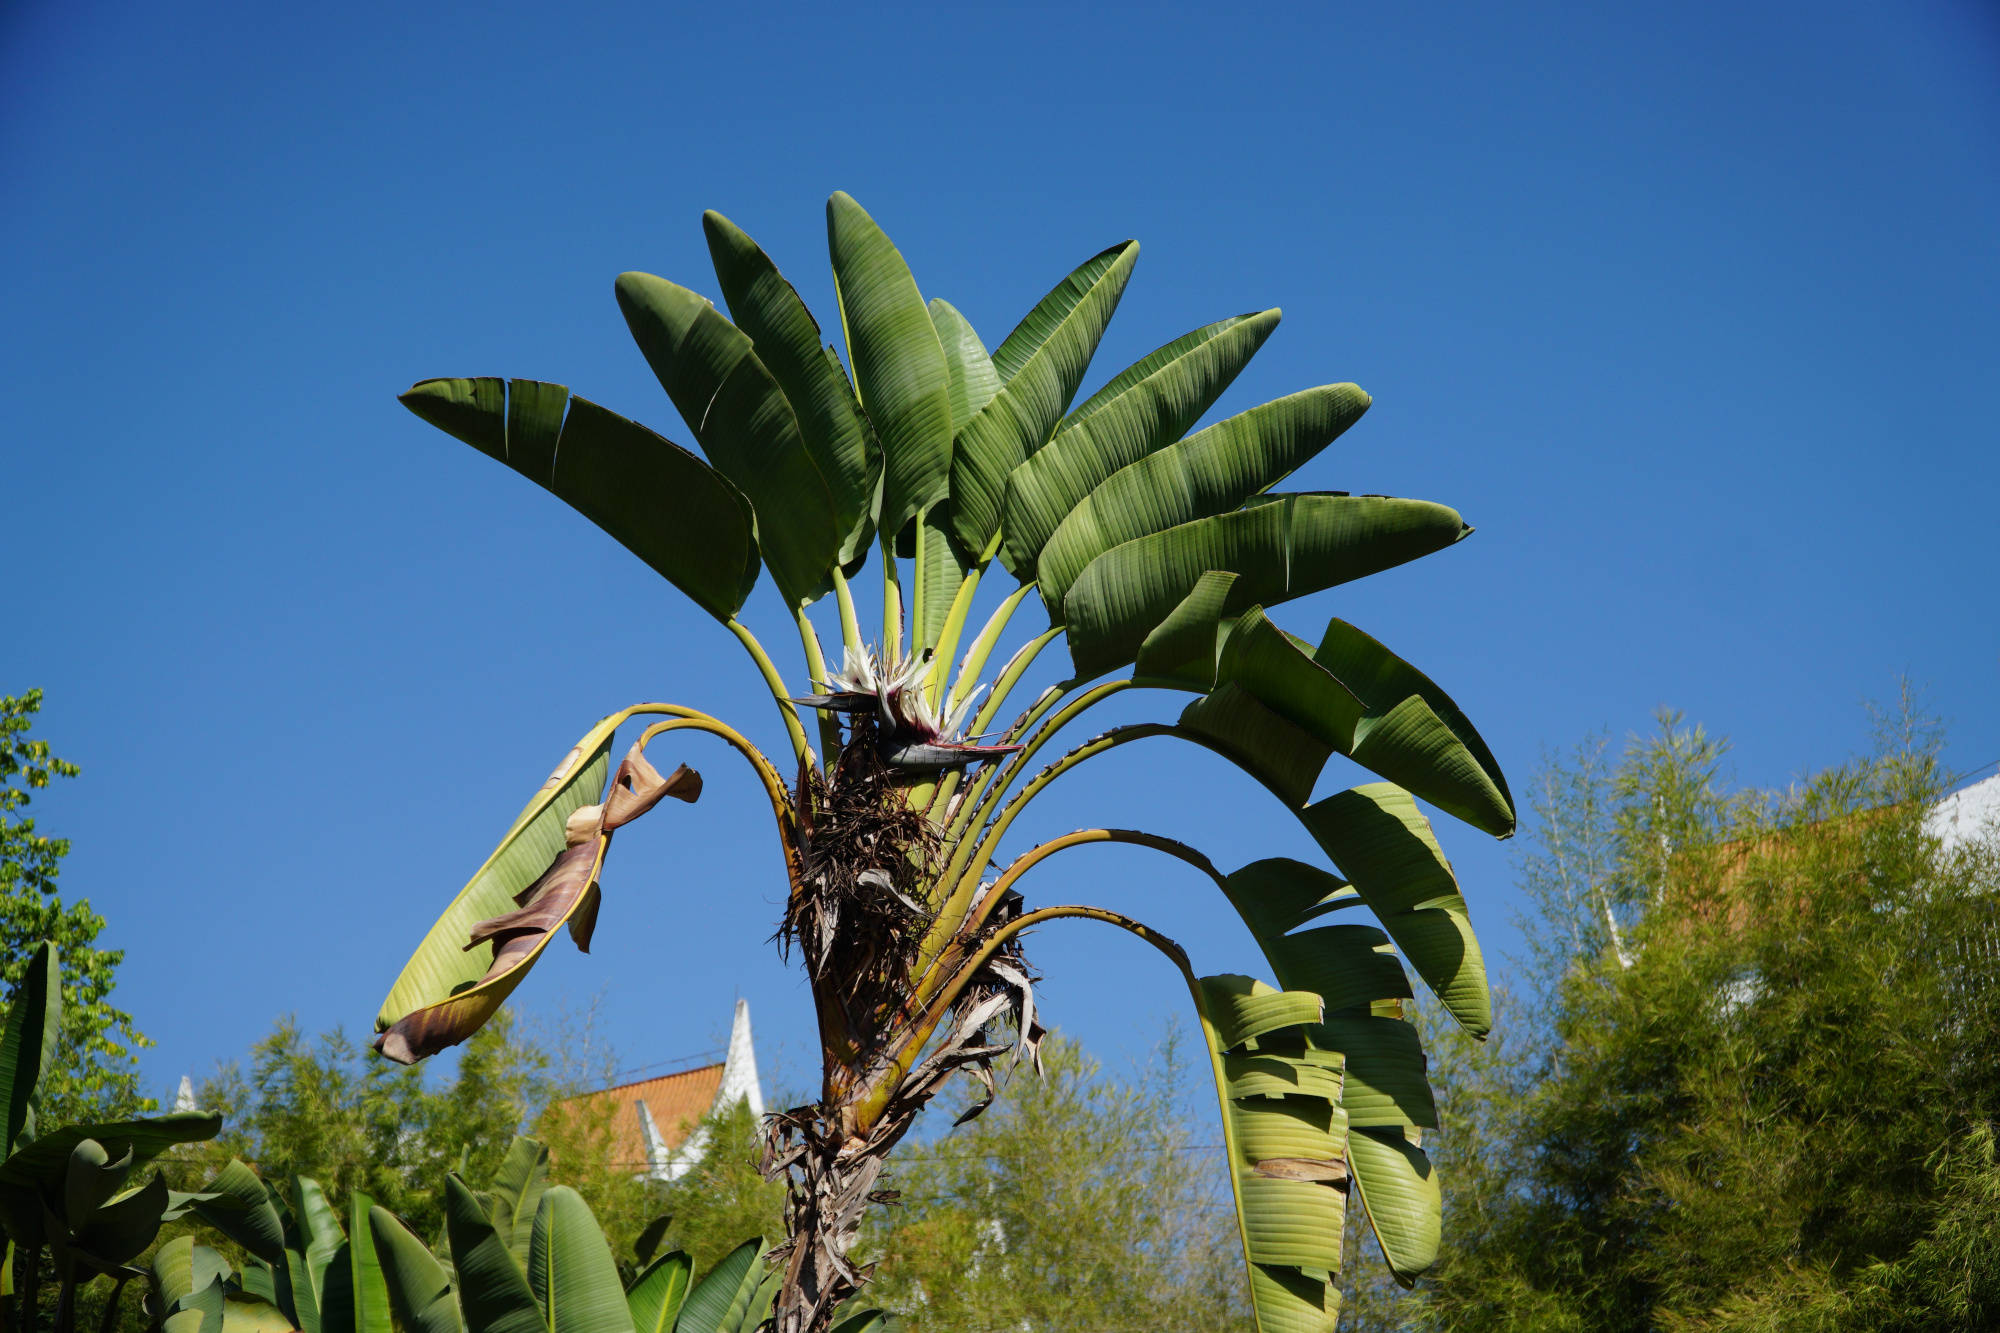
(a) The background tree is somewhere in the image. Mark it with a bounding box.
[858,1029,1249,1333]
[639,1098,789,1277]
[0,689,150,1123]
[187,1009,551,1239]
[1415,710,2000,1331]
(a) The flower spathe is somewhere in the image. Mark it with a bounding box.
[794,644,1022,769]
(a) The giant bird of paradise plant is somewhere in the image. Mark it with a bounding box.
[374,193,1514,1333]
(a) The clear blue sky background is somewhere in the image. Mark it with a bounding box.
[5,1,1997,1107]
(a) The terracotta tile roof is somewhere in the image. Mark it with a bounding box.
[555,1063,725,1170]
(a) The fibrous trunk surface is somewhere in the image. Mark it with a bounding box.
[763,726,1037,1332]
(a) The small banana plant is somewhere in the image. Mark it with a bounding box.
[377,1158,803,1333]
[178,1159,397,1333]
[0,943,223,1333]
[375,192,1513,1332]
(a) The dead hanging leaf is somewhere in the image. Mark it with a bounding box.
[605,744,702,828]
[373,747,700,1065]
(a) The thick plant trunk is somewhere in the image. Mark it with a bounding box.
[765,1122,895,1333]
[763,998,1020,1332]
[765,734,1039,1331]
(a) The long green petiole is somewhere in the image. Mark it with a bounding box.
[832,567,864,653]
[933,627,1066,835]
[917,901,1259,1330]
[923,683,1149,962]
[881,536,903,664]
[926,531,1009,707]
[727,617,811,763]
[795,605,840,763]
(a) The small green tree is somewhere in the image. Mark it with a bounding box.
[0,689,150,1123]
[190,1008,552,1239]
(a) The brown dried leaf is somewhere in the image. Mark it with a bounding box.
[1254,1157,1350,1185]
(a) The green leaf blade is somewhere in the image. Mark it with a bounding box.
[1001,310,1280,575]
[705,211,880,564]
[369,1204,462,1333]
[1038,384,1371,612]
[671,1238,760,1333]
[374,717,617,1063]
[1301,785,1492,1038]
[400,380,760,622]
[949,242,1138,556]
[0,941,58,1156]
[444,1175,540,1333]
[614,275,843,606]
[1062,494,1471,679]
[827,192,952,539]
[528,1186,633,1333]
[623,1250,690,1333]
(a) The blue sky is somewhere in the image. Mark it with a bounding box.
[5,1,1997,1107]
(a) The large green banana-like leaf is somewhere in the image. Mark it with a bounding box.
[670,1238,761,1333]
[1213,857,1444,1281]
[400,380,759,622]
[369,1204,464,1333]
[529,1186,634,1333]
[948,242,1137,556]
[989,243,1134,384]
[444,1175,541,1333]
[704,211,880,564]
[623,1249,691,1333]
[929,299,1001,431]
[1134,571,1250,686]
[154,1236,232,1311]
[0,1113,220,1190]
[153,1232,233,1320]
[287,1177,345,1333]
[1345,1126,1440,1287]
[1301,786,1492,1038]
[220,1293,299,1333]
[826,192,952,540]
[912,508,971,654]
[1062,494,1471,677]
[62,1168,172,1276]
[731,1269,782,1333]
[614,273,844,606]
[999,310,1281,577]
[1193,608,1514,837]
[375,717,699,1064]
[0,941,57,1156]
[325,1189,391,1333]
[483,1137,551,1269]
[1191,974,1346,1333]
[155,1238,298,1333]
[1037,386,1371,612]
[1177,684,1333,809]
[1310,619,1514,837]
[1067,310,1279,429]
[190,1160,286,1264]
